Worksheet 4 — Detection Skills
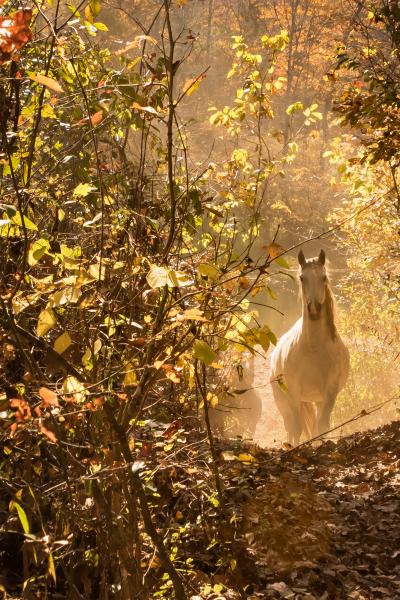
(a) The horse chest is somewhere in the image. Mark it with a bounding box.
[288,346,340,398]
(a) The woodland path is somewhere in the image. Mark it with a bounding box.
[203,420,400,600]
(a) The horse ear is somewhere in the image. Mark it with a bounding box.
[318,249,326,265]
[298,250,306,266]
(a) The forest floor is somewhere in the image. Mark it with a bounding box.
[195,420,400,600]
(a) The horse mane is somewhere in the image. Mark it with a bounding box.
[325,282,337,341]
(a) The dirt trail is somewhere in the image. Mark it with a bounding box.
[251,352,286,447]
[212,420,400,600]
[211,350,287,447]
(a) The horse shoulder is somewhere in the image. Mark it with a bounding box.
[271,319,302,375]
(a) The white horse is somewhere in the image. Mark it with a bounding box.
[270,250,350,446]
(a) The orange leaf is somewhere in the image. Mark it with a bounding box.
[163,420,180,439]
[115,35,157,55]
[28,74,64,93]
[90,110,103,125]
[261,242,285,259]
[78,110,104,127]
[0,9,32,64]
[131,102,159,115]
[39,387,59,407]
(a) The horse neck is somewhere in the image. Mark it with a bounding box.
[301,286,337,348]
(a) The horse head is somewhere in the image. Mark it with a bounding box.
[298,249,327,321]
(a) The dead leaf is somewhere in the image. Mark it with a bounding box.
[29,73,64,93]
[40,424,57,443]
[131,102,159,116]
[114,35,157,55]
[39,387,60,407]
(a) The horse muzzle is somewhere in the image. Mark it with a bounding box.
[307,300,322,320]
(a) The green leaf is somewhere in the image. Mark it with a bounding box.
[257,325,277,351]
[194,339,216,365]
[286,101,303,115]
[274,255,290,269]
[37,308,57,337]
[277,377,288,393]
[10,501,30,534]
[94,21,108,31]
[66,3,81,17]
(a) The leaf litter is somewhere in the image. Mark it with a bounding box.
[188,420,400,599]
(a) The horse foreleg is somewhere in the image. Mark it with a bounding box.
[281,404,302,447]
[272,385,302,446]
[317,391,337,436]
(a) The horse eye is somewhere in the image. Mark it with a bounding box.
[323,275,327,282]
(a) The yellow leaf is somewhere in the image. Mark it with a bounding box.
[222,451,238,461]
[37,308,56,337]
[48,552,56,584]
[206,392,218,408]
[165,371,180,384]
[28,238,50,266]
[63,376,86,403]
[73,183,97,197]
[238,453,257,463]
[29,73,64,93]
[10,501,30,534]
[123,363,138,387]
[47,286,81,308]
[54,332,72,354]
[177,307,207,322]
[182,74,206,96]
[82,347,92,366]
[88,263,105,280]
